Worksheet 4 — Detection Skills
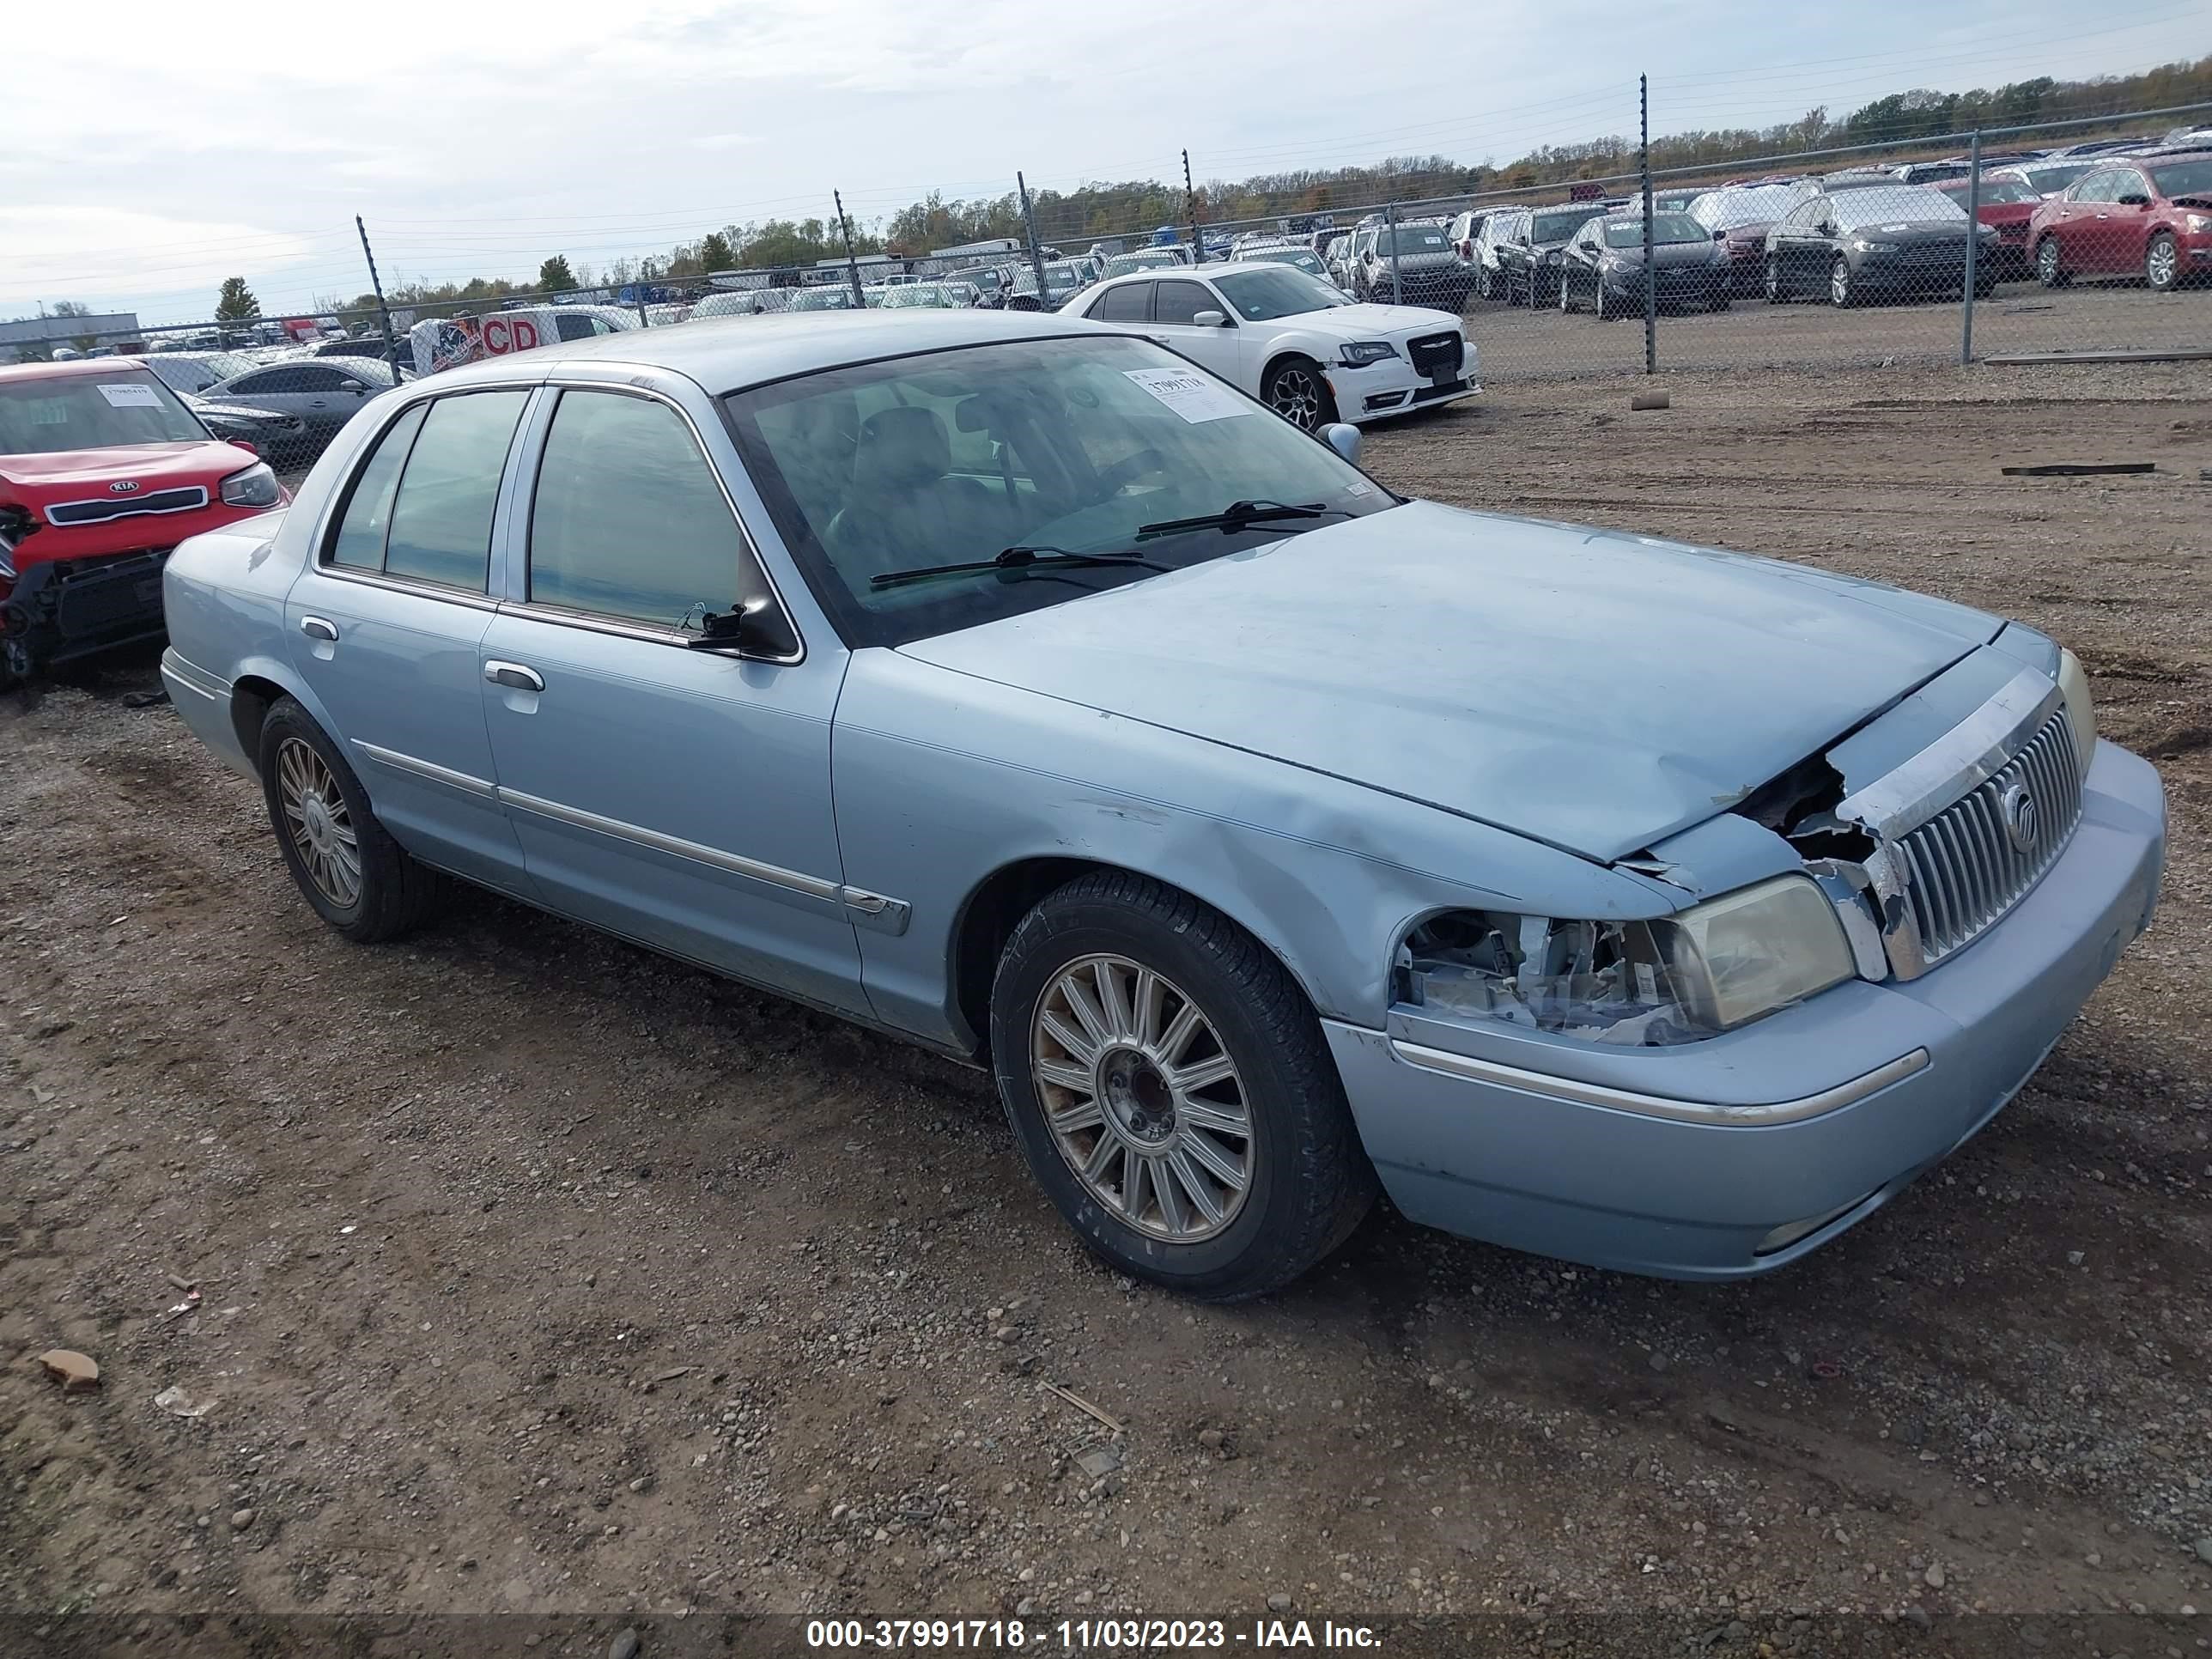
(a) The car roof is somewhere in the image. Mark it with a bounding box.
[428,307,1123,396]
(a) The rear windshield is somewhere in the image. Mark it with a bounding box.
[1688,184,1797,229]
[1604,213,1708,246]
[1938,177,2039,205]
[2019,161,2096,191]
[0,372,206,457]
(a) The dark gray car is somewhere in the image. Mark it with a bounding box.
[1765,186,2000,307]
[1493,202,1608,306]
[1352,222,1471,312]
[198,358,398,450]
[1559,212,1732,319]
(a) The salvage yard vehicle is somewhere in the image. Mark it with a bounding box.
[1068,260,1474,428]
[2028,150,2212,292]
[198,357,399,458]
[1,358,283,685]
[1765,185,2000,306]
[1934,174,2041,276]
[159,309,2165,1299]
[1493,201,1607,307]
[1347,222,1471,312]
[1558,211,1732,318]
[1685,181,1801,295]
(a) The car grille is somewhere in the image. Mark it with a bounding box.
[1891,708,2084,966]
[1405,331,1462,378]
[46,486,210,527]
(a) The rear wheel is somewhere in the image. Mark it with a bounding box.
[258,697,444,943]
[2145,231,2180,293]
[989,872,1376,1300]
[2035,236,2069,289]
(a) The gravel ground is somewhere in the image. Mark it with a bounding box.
[3,362,2209,1652]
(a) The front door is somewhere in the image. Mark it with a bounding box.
[476,384,867,1016]
[283,387,536,896]
[1146,279,1240,381]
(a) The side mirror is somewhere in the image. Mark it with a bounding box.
[1320,422,1362,465]
[685,592,800,659]
[1713,228,1729,241]
[1192,309,1229,328]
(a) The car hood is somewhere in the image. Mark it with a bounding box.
[1605,241,1723,268]
[898,501,1999,863]
[0,441,246,493]
[1304,303,1460,338]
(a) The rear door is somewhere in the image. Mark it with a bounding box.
[283,387,536,896]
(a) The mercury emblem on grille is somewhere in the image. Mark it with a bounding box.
[1999,782,2039,852]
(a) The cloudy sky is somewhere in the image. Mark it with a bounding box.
[3,0,2203,325]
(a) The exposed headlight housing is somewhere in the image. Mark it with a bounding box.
[2185,212,2210,233]
[1399,876,1856,1048]
[1339,341,1398,367]
[2058,647,2096,775]
[1851,239,1900,252]
[219,460,280,507]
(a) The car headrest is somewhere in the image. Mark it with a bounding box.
[854,405,951,489]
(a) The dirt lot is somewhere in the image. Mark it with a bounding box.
[3,362,2210,1653]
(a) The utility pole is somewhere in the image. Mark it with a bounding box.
[1640,74,1656,374]
[1017,172,1049,307]
[356,216,399,369]
[1960,129,1982,365]
[835,190,866,309]
[1184,149,1203,264]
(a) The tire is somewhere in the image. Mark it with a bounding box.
[1261,355,1337,432]
[988,871,1376,1300]
[1504,265,1524,307]
[2145,230,2179,293]
[1475,264,1492,302]
[2035,236,2069,289]
[1830,255,1856,308]
[1765,257,1785,304]
[258,696,444,943]
[1559,274,1575,313]
[1593,282,1608,322]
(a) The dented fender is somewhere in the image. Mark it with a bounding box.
[830,647,1681,1052]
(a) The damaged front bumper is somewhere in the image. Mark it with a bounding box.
[1325,356,1480,424]
[1324,738,2164,1279]
[1,548,173,681]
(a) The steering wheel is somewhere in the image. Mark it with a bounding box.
[1093,447,1167,497]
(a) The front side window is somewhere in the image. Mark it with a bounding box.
[380,391,529,591]
[234,368,306,396]
[526,391,741,627]
[1152,280,1218,325]
[0,370,207,456]
[725,335,1393,650]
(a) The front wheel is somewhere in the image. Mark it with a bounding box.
[1475,264,1492,302]
[1261,356,1337,432]
[1559,273,1575,313]
[1830,255,1856,308]
[1765,257,1785,303]
[2146,230,2179,293]
[258,697,444,942]
[990,872,1376,1300]
[2035,236,2069,289]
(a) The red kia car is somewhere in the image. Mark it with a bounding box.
[0,358,287,685]
[1935,174,2040,276]
[2027,149,2212,291]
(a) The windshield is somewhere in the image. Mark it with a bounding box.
[146,353,256,394]
[1832,188,1966,229]
[0,371,208,457]
[2149,159,2212,198]
[1246,247,1328,277]
[1105,252,1179,276]
[1213,267,1346,320]
[788,288,857,310]
[884,284,957,308]
[1531,206,1602,242]
[1372,226,1449,255]
[725,334,1391,650]
[1938,177,2039,205]
[1604,213,1706,247]
[1688,184,1796,229]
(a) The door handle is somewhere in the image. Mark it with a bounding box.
[483,660,544,693]
[299,616,338,641]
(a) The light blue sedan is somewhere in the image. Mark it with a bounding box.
[160,309,2166,1299]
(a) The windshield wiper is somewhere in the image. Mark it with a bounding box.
[869,544,1172,590]
[1133,500,1342,541]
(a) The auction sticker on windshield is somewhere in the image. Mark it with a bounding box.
[97,383,162,408]
[1123,367,1250,424]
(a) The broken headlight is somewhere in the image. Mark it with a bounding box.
[1399,876,1856,1048]
[2057,647,2095,775]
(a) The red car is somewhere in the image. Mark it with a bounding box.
[1934,175,2041,276]
[2027,149,2212,292]
[0,359,287,685]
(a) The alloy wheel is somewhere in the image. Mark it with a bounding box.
[276,737,362,908]
[1267,366,1323,430]
[2147,235,2178,290]
[1030,953,1254,1243]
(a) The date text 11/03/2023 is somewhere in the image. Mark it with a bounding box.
[804,1618,1383,1649]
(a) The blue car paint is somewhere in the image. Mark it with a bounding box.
[160,309,2167,1283]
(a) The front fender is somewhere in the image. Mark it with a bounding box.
[832,648,1676,1051]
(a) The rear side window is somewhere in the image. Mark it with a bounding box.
[327,404,428,570]
[526,391,742,627]
[1089,283,1151,322]
[380,392,529,591]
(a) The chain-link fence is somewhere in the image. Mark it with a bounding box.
[11,93,2209,474]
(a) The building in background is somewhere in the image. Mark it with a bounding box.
[0,312,142,363]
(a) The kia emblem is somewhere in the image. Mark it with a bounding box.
[1999,782,2039,853]
[108,480,140,494]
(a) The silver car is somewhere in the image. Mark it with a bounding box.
[160,310,2165,1298]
